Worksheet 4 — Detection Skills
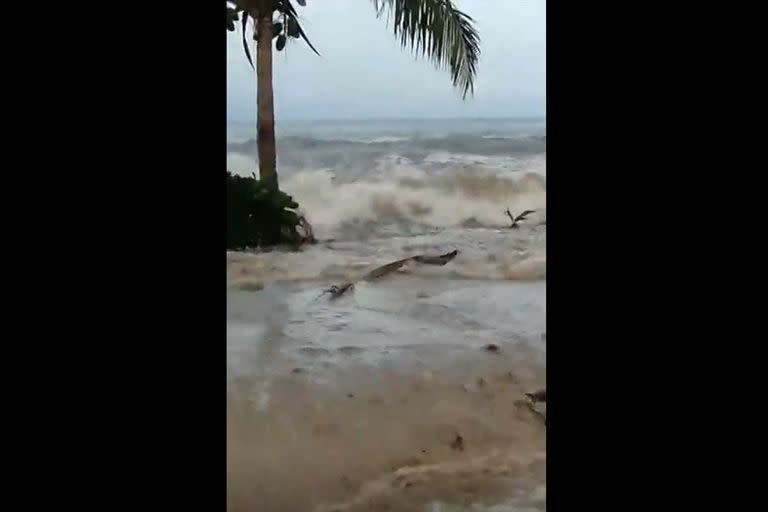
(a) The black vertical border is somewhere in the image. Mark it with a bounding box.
[545,2,757,508]
[548,2,602,510]
[160,1,226,509]
[548,1,662,510]
[13,1,228,508]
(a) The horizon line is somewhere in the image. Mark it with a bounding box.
[227,115,546,124]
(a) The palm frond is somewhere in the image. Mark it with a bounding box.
[229,0,320,64]
[372,0,480,99]
[241,11,254,68]
[515,209,535,223]
[279,0,321,55]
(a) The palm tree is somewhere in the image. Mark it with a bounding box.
[226,0,480,190]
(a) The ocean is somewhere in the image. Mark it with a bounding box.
[227,117,546,512]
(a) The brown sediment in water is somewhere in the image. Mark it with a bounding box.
[225,221,546,285]
[227,352,545,512]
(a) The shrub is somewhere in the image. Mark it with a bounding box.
[226,171,311,250]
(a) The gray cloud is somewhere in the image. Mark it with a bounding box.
[227,0,544,121]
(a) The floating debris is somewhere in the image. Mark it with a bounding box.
[525,389,547,404]
[319,250,459,300]
[237,281,264,292]
[450,434,465,452]
[505,208,536,229]
[523,389,547,426]
[484,343,500,353]
[296,215,316,245]
[321,282,355,300]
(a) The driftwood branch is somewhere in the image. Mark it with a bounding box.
[321,250,459,300]
[524,388,546,426]
[505,208,536,229]
[504,208,515,226]
[525,389,546,403]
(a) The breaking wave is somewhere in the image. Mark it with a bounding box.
[280,166,545,239]
[226,121,546,285]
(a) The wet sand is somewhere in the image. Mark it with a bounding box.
[227,279,545,512]
[228,350,545,512]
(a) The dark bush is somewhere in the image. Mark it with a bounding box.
[226,171,310,250]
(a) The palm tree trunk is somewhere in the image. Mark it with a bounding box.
[256,0,277,188]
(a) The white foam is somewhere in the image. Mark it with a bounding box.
[281,166,546,238]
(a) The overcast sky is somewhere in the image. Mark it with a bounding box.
[227,0,545,121]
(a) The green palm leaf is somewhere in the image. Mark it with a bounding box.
[372,0,480,98]
[241,12,254,69]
